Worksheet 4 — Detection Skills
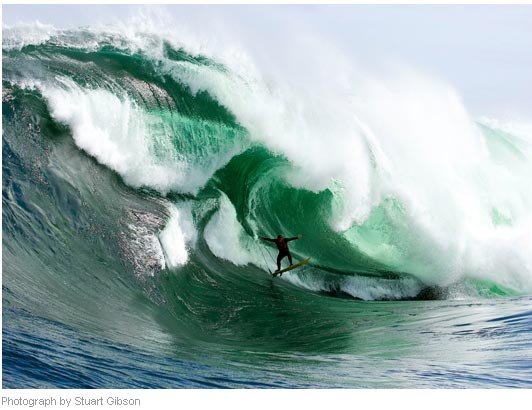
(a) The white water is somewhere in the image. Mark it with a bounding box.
[41,80,189,194]
[285,273,423,301]
[39,79,246,195]
[159,204,197,269]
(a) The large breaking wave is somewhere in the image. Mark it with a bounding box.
[3,21,532,313]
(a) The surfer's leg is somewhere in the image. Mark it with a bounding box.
[287,252,293,265]
[277,253,283,271]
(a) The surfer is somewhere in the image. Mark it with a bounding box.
[260,234,302,272]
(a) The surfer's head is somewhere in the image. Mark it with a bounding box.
[277,234,283,240]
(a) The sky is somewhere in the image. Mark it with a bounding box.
[3,4,532,120]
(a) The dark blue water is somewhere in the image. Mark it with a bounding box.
[4,298,532,389]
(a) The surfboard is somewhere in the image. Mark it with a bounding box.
[272,257,311,277]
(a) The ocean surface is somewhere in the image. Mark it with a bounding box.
[2,23,532,388]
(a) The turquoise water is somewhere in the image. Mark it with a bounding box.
[3,26,532,388]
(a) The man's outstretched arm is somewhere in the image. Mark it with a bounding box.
[260,236,276,242]
[286,234,303,242]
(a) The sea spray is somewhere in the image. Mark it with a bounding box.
[159,204,197,269]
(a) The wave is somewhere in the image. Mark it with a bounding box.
[3,23,532,316]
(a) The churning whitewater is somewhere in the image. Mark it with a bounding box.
[3,19,532,388]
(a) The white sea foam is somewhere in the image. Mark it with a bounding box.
[284,273,422,301]
[2,22,58,50]
[478,117,532,144]
[158,204,197,269]
[40,80,184,192]
[39,79,244,195]
[124,223,166,276]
